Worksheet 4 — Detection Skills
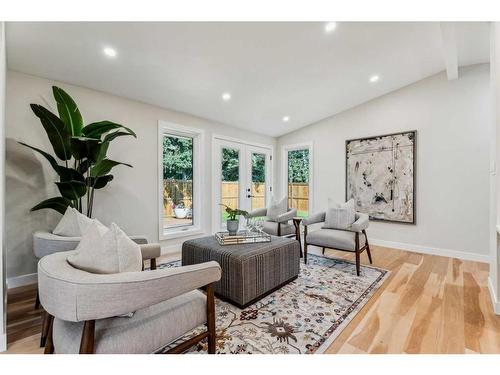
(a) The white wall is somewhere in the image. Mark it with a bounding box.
[489,23,500,314]
[5,70,276,281]
[278,64,491,262]
[0,22,7,352]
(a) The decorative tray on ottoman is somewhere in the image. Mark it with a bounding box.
[215,230,271,246]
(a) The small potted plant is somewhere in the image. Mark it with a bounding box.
[172,202,189,219]
[220,204,248,235]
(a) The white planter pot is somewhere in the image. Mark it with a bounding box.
[226,220,239,235]
[174,208,188,219]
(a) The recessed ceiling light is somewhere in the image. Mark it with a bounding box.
[222,92,231,101]
[103,47,117,57]
[282,116,290,122]
[369,75,380,83]
[325,22,337,33]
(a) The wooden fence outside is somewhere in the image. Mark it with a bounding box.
[163,179,308,216]
[288,182,309,213]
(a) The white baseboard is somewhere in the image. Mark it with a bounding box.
[6,272,37,289]
[370,238,490,263]
[488,276,500,315]
[0,333,6,353]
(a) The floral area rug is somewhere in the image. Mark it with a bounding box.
[157,254,389,354]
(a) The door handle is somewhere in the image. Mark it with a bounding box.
[247,194,254,198]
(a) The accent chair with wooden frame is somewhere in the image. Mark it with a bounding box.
[302,211,373,276]
[246,207,297,237]
[34,232,161,348]
[38,250,221,354]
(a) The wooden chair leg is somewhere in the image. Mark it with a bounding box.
[355,251,361,276]
[355,232,361,276]
[35,290,40,310]
[363,229,373,264]
[43,314,54,354]
[79,320,96,354]
[206,283,216,354]
[40,310,50,348]
[150,258,157,270]
[303,227,308,264]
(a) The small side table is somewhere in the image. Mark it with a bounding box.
[292,217,303,258]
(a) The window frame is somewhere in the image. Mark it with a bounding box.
[158,121,205,240]
[281,141,314,215]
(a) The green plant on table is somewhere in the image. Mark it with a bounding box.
[219,204,248,221]
[19,86,136,217]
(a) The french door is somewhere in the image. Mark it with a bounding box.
[213,138,272,231]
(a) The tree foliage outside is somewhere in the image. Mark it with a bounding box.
[221,148,239,182]
[288,149,309,183]
[251,153,265,183]
[163,135,193,180]
[220,148,266,183]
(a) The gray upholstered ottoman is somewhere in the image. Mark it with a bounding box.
[182,236,300,308]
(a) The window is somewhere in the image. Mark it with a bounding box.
[220,147,240,223]
[159,122,203,239]
[282,143,313,218]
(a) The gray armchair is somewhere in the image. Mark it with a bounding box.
[302,211,372,276]
[246,207,297,237]
[38,250,221,354]
[33,231,162,348]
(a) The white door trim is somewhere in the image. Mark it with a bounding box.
[281,141,314,214]
[212,135,273,233]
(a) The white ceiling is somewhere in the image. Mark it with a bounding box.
[6,22,490,137]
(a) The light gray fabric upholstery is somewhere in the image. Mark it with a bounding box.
[53,290,207,354]
[350,213,369,232]
[139,243,161,260]
[306,228,366,251]
[323,199,355,230]
[245,206,296,236]
[274,208,297,223]
[33,231,149,259]
[262,221,295,236]
[302,211,326,226]
[267,196,288,221]
[66,223,143,274]
[246,207,267,218]
[38,251,221,322]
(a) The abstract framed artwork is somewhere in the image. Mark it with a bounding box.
[345,130,416,224]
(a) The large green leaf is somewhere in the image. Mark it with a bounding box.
[78,159,92,174]
[30,104,72,161]
[86,175,114,189]
[55,180,87,199]
[18,142,60,173]
[58,167,85,183]
[31,197,73,215]
[52,86,84,136]
[91,159,132,177]
[94,141,109,163]
[82,121,137,139]
[70,136,101,160]
[102,130,136,143]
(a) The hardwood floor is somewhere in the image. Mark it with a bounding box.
[3,246,500,354]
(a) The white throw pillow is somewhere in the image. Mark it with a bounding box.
[53,207,87,237]
[53,206,107,237]
[67,222,142,274]
[267,196,288,221]
[323,199,356,230]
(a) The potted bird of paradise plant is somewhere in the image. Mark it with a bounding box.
[19,86,136,217]
[219,204,248,235]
